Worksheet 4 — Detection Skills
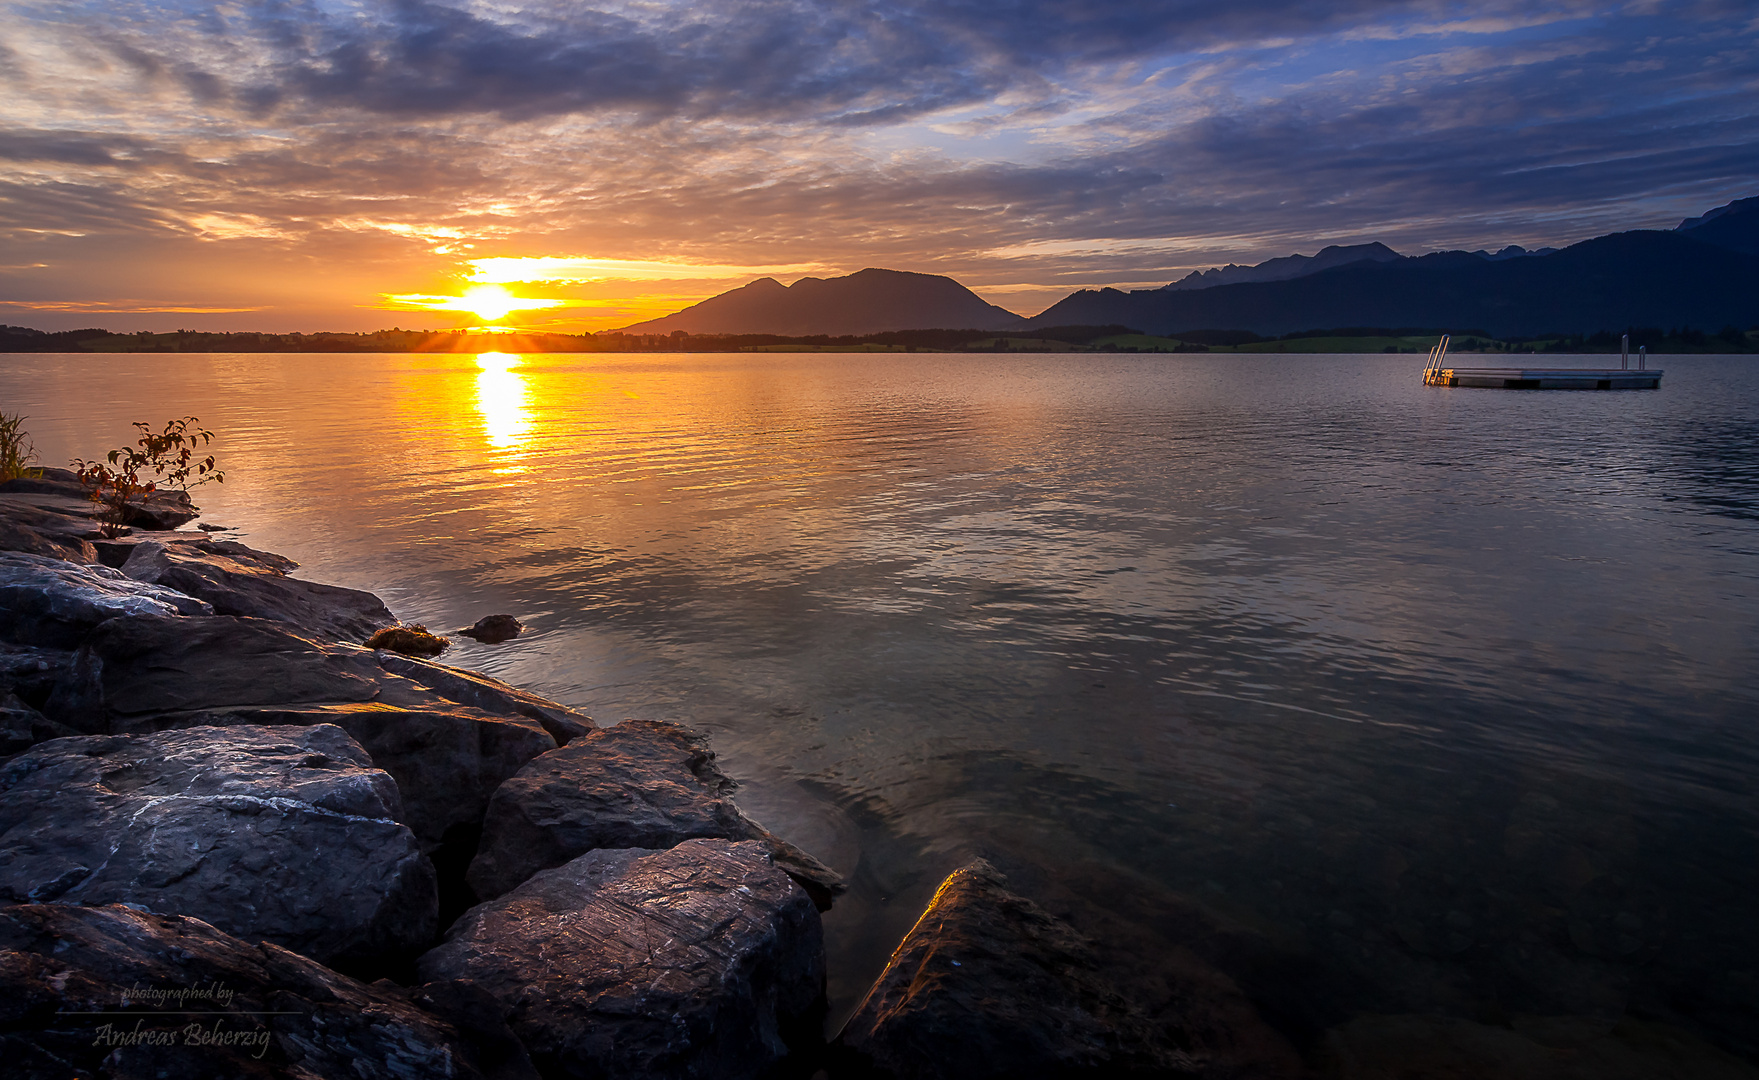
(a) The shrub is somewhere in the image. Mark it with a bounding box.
[0,412,39,482]
[72,416,224,538]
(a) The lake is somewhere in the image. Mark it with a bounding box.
[5,350,1757,1062]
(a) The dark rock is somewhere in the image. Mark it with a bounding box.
[837,859,1194,1080]
[419,839,826,1080]
[0,551,211,649]
[161,702,557,851]
[123,538,395,643]
[466,719,843,909]
[0,641,74,709]
[0,724,436,968]
[457,614,523,643]
[0,901,531,1079]
[0,465,86,499]
[122,486,201,530]
[0,516,97,563]
[43,614,384,733]
[366,624,451,656]
[375,651,595,745]
[0,688,77,756]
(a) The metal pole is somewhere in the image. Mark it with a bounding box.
[1622,333,1629,370]
[1639,346,1646,371]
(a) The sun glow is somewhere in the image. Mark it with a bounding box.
[382,284,564,323]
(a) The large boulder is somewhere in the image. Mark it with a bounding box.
[0,468,199,529]
[419,839,825,1080]
[165,702,557,851]
[43,614,384,733]
[374,651,594,744]
[837,860,1192,1079]
[466,719,843,909]
[0,551,211,650]
[0,902,536,1080]
[122,538,396,643]
[0,724,436,969]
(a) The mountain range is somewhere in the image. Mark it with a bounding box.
[619,196,1759,339]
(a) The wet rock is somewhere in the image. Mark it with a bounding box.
[162,702,557,851]
[0,902,533,1080]
[375,651,594,745]
[366,624,451,656]
[419,838,826,1080]
[0,724,436,968]
[0,550,211,649]
[466,719,843,909]
[42,614,384,733]
[122,538,394,643]
[838,859,1192,1080]
[457,613,523,643]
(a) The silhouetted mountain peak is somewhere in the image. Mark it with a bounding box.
[619,267,1024,336]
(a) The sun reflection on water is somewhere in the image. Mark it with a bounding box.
[474,352,531,461]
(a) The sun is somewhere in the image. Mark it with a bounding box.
[382,284,564,323]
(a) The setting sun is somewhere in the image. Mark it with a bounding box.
[382,284,563,324]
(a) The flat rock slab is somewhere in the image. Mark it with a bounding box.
[375,651,594,745]
[0,902,534,1080]
[123,538,394,643]
[167,702,557,850]
[44,614,385,733]
[838,859,1194,1080]
[0,551,211,650]
[420,838,825,1080]
[0,724,436,969]
[467,719,843,909]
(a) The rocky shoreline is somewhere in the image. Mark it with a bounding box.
[0,469,1199,1079]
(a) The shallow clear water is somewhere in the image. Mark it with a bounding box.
[5,351,1757,1054]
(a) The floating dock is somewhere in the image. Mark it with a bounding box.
[1422,334,1662,389]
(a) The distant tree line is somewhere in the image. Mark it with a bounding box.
[3,322,1755,354]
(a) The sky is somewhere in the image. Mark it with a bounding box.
[2,0,1756,334]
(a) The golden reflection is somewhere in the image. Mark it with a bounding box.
[475,352,531,455]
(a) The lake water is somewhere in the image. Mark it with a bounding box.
[5,351,1757,1062]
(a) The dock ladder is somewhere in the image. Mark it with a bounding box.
[1422,335,1452,386]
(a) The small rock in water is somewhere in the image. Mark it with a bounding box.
[457,613,523,643]
[366,623,450,656]
[196,522,233,531]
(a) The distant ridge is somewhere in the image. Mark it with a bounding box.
[1161,242,1402,291]
[1025,228,1759,338]
[619,267,1025,336]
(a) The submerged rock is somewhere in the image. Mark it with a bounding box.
[0,550,211,649]
[0,902,534,1080]
[838,859,1192,1080]
[457,613,524,643]
[122,538,393,642]
[466,719,843,909]
[419,839,826,1080]
[0,723,436,968]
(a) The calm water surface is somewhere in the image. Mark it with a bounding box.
[5,351,1757,1055]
